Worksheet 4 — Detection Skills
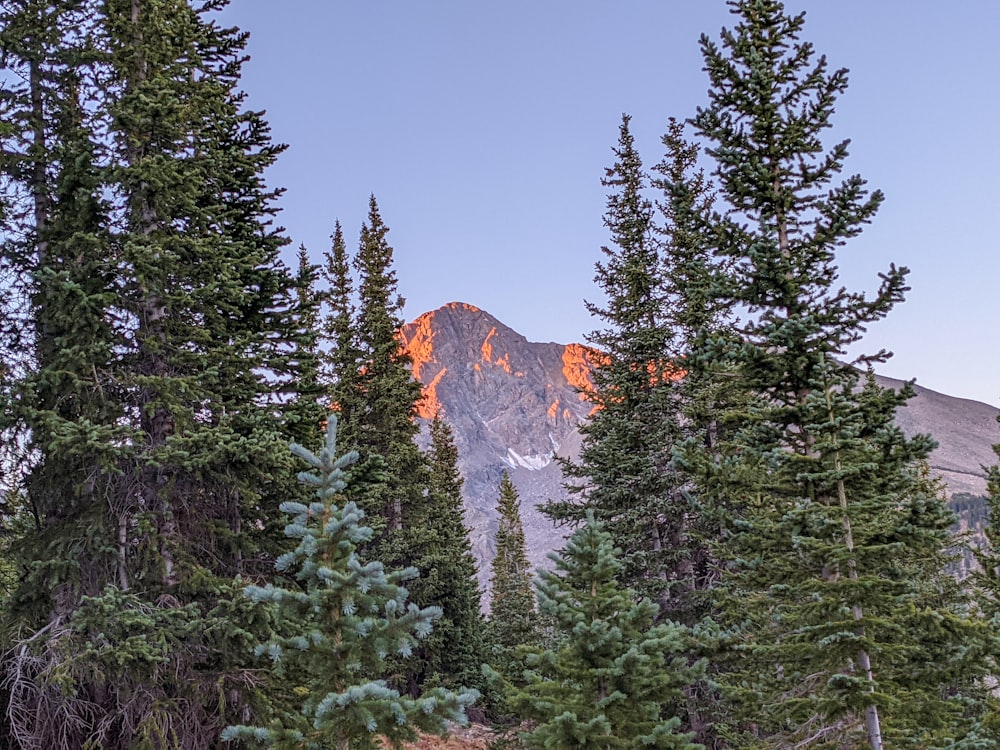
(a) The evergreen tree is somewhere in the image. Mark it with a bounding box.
[349,196,427,562]
[223,416,477,750]
[283,244,327,445]
[1,1,300,745]
[486,471,537,671]
[549,114,690,609]
[971,426,1000,740]
[974,411,1000,615]
[322,219,361,426]
[0,0,122,596]
[681,2,991,746]
[402,413,486,693]
[252,243,330,570]
[319,207,485,697]
[651,117,738,748]
[504,514,702,750]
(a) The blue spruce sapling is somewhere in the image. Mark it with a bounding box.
[223,417,476,749]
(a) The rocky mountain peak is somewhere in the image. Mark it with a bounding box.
[398,302,602,582]
[399,302,599,466]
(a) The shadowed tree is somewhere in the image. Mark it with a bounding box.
[1,1,302,745]
[486,471,538,674]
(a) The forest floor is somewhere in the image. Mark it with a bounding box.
[403,722,499,749]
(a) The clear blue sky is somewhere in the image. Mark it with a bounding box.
[219,1,1000,407]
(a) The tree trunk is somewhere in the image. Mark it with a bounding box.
[828,386,883,750]
[836,463,883,750]
[128,0,177,586]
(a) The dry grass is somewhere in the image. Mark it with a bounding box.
[402,723,497,749]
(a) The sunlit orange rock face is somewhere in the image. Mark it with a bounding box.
[397,302,997,597]
[561,342,608,414]
[398,306,443,418]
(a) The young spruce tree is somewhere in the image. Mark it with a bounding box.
[505,514,702,750]
[223,416,476,750]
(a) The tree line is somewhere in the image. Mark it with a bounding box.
[1,0,999,749]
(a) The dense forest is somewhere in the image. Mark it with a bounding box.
[0,0,998,748]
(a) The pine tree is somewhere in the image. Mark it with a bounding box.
[348,196,427,562]
[1,1,300,745]
[549,114,690,609]
[402,413,486,693]
[486,471,537,672]
[223,416,477,750]
[505,514,702,750]
[682,2,991,746]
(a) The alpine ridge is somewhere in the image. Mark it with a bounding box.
[400,302,999,586]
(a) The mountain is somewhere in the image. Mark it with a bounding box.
[399,302,598,585]
[400,302,999,586]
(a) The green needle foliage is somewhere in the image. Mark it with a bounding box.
[350,196,428,560]
[402,414,486,693]
[320,201,482,696]
[224,416,477,750]
[322,220,361,428]
[504,514,702,750]
[0,1,303,746]
[551,115,691,609]
[486,470,538,674]
[971,423,1000,740]
[678,1,993,746]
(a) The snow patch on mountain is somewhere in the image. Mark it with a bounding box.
[504,448,553,471]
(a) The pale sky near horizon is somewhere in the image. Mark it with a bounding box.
[219,2,1000,408]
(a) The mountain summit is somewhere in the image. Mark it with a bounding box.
[400,302,998,584]
[399,302,599,580]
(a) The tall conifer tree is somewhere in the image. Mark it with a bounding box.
[0,0,122,602]
[652,118,737,748]
[349,196,427,563]
[319,207,484,696]
[402,414,486,693]
[682,2,991,746]
[1,2,298,745]
[322,220,361,426]
[550,115,689,609]
[282,245,327,445]
[552,114,726,635]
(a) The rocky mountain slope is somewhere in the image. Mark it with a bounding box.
[399,302,597,583]
[400,302,999,586]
